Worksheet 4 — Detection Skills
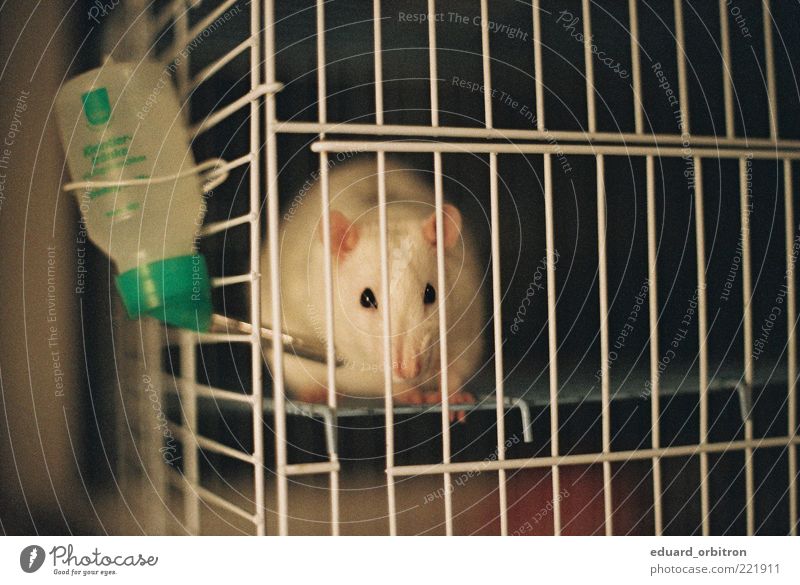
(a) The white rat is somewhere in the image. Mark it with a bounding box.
[261,158,485,412]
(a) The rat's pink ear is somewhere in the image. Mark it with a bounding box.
[320,210,359,257]
[422,204,462,249]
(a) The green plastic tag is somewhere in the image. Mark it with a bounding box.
[81,88,111,126]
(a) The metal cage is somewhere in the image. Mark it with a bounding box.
[114,0,800,536]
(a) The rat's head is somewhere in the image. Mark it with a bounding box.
[320,203,462,384]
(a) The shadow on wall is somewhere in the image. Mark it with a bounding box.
[0,0,104,535]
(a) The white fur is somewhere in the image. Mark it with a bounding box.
[261,159,485,401]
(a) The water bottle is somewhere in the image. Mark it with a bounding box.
[55,59,212,331]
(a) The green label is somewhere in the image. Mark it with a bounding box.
[81,88,111,126]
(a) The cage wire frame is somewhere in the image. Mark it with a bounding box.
[120,0,800,536]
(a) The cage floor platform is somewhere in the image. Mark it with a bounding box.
[253,357,788,409]
[181,357,789,452]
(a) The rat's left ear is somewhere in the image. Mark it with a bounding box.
[320,210,359,258]
[422,203,462,249]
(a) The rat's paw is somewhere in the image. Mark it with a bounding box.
[427,385,476,423]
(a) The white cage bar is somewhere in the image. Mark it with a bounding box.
[645,155,663,535]
[693,157,710,537]
[426,0,455,537]
[544,152,563,535]
[596,154,613,535]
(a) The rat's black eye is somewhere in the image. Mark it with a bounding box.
[424,283,436,305]
[360,288,378,309]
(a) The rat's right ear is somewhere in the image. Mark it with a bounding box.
[422,203,462,249]
[321,210,359,257]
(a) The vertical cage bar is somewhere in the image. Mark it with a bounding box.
[718,0,735,138]
[176,0,198,519]
[596,154,613,535]
[646,156,663,535]
[377,152,397,535]
[378,152,397,536]
[434,152,454,536]
[264,0,289,536]
[762,0,778,140]
[427,0,454,535]
[249,0,266,537]
[582,0,597,134]
[372,2,396,536]
[480,0,507,535]
[145,322,168,535]
[489,153,508,535]
[740,157,756,535]
[427,0,440,129]
[479,0,493,129]
[174,2,190,100]
[319,153,340,536]
[694,157,710,536]
[628,0,644,134]
[544,153,562,535]
[532,0,545,131]
[316,0,340,537]
[785,160,798,536]
[179,333,200,534]
[316,0,328,125]
[674,0,691,135]
[373,0,384,125]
